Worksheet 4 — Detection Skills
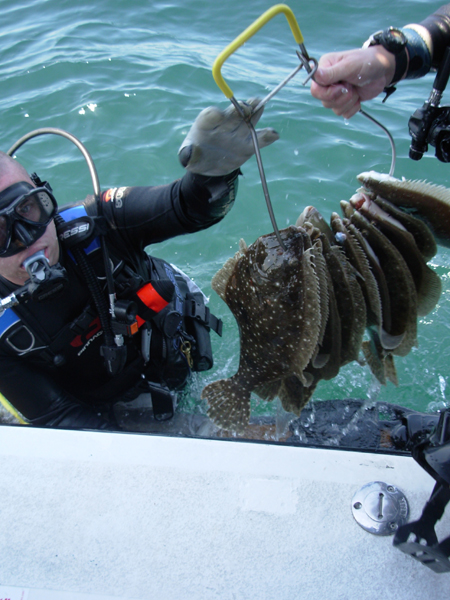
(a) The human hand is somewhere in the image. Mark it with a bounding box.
[310,46,396,118]
[178,98,279,176]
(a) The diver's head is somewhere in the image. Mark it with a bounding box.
[0,151,59,285]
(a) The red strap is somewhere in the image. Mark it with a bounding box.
[136,282,169,327]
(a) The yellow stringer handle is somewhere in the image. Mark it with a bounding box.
[212,4,304,99]
[0,392,28,425]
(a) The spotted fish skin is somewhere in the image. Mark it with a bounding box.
[204,171,444,432]
[202,226,321,432]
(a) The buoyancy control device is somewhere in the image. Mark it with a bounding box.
[0,128,223,423]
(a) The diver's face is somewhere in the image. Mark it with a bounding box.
[0,219,59,285]
[0,172,60,286]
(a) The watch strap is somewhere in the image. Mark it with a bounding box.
[365,27,408,84]
[402,26,432,80]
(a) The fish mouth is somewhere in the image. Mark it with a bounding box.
[253,228,304,276]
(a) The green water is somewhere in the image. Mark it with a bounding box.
[1,0,449,419]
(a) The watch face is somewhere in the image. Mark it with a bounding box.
[386,28,406,47]
[381,27,406,54]
[369,27,406,54]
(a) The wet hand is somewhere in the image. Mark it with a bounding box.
[310,47,396,119]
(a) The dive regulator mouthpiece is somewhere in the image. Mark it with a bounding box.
[23,250,50,282]
[0,250,62,315]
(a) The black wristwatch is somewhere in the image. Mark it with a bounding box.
[365,27,408,86]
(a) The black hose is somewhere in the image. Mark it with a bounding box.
[55,214,115,347]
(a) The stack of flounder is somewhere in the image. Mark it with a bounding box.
[202,172,446,432]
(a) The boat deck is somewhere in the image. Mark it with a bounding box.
[1,425,449,599]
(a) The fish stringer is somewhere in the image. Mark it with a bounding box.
[212,3,318,251]
[359,109,397,177]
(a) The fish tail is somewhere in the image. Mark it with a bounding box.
[279,375,317,416]
[384,353,398,386]
[202,377,251,432]
[416,265,442,317]
[362,339,386,385]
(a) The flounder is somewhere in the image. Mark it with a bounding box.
[343,203,418,357]
[350,191,441,317]
[297,207,364,367]
[202,226,321,432]
[357,171,450,249]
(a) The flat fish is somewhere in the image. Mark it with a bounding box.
[360,191,437,261]
[350,191,441,317]
[345,207,418,357]
[331,208,382,330]
[297,207,363,367]
[296,205,335,246]
[202,226,322,431]
[294,219,342,373]
[361,335,398,387]
[274,232,342,416]
[357,171,450,248]
[328,213,367,365]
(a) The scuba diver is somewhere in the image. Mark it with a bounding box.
[0,100,278,430]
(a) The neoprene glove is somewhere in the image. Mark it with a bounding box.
[178,98,279,176]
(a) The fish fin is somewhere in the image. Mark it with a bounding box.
[361,339,386,385]
[339,254,367,364]
[254,381,281,402]
[211,251,241,301]
[346,223,383,328]
[384,353,398,386]
[293,247,323,378]
[308,266,342,381]
[312,240,329,349]
[278,375,317,416]
[202,377,250,432]
[239,238,248,253]
[416,265,442,316]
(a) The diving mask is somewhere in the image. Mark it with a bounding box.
[0,181,57,257]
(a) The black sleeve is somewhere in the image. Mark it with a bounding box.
[0,355,116,430]
[420,4,450,67]
[97,169,239,247]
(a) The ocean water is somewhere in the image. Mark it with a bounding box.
[1,0,449,423]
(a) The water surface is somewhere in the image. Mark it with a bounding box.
[1,0,449,421]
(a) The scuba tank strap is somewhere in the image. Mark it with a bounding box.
[56,206,131,376]
[45,303,101,366]
[184,295,223,336]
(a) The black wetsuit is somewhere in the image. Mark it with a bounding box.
[0,170,238,429]
[421,4,450,67]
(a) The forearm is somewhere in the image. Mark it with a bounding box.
[179,169,239,231]
[418,4,450,68]
[310,4,450,118]
[98,170,239,246]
